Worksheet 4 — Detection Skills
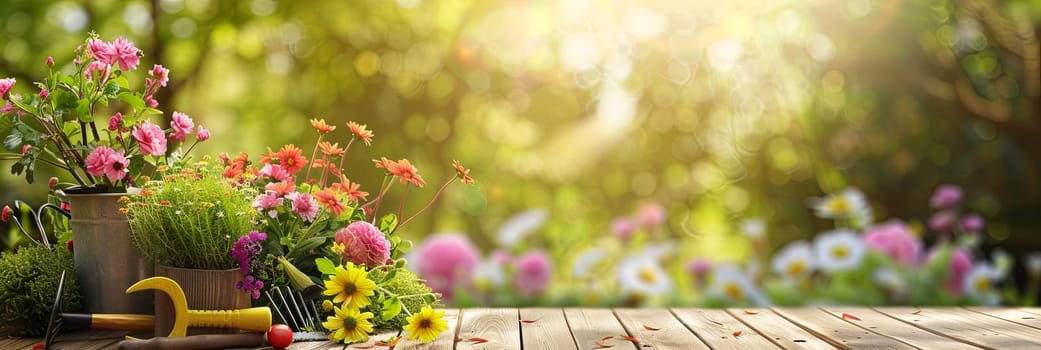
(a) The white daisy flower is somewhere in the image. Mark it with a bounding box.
[497,208,548,247]
[740,218,766,241]
[873,268,907,299]
[991,248,1012,280]
[617,248,673,297]
[473,258,505,290]
[1025,252,1041,277]
[771,240,815,280]
[710,263,770,305]
[811,188,872,225]
[963,264,1001,305]
[572,248,606,279]
[813,229,865,272]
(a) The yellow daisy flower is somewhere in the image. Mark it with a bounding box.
[403,306,448,343]
[323,262,376,309]
[322,305,374,343]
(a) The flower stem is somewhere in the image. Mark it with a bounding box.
[399,176,457,228]
[304,134,323,183]
[397,185,410,222]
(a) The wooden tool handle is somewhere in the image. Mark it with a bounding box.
[61,313,154,332]
[117,333,266,350]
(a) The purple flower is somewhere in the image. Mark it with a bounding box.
[930,184,963,209]
[231,231,267,299]
[961,213,984,232]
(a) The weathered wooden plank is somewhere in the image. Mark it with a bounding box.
[613,308,710,350]
[671,308,780,349]
[875,307,1041,349]
[342,328,400,349]
[563,308,637,350]
[456,308,521,350]
[726,308,835,350]
[519,308,578,350]
[819,307,980,350]
[772,307,914,349]
[396,309,460,350]
[966,307,1041,331]
[53,339,120,350]
[0,337,43,350]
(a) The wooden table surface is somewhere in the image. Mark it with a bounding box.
[7,307,1041,349]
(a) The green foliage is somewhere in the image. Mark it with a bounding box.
[0,245,79,337]
[365,268,440,329]
[126,165,258,269]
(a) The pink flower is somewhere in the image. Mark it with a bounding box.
[21,144,30,154]
[961,213,984,232]
[947,249,972,295]
[87,38,113,63]
[637,203,666,227]
[930,184,963,209]
[863,221,922,266]
[46,56,54,67]
[196,126,210,141]
[108,112,123,131]
[286,192,319,222]
[686,258,713,287]
[38,87,48,99]
[169,112,194,142]
[491,249,512,265]
[258,164,292,182]
[334,221,391,267]
[513,251,552,297]
[145,94,158,108]
[1,100,15,114]
[85,146,130,182]
[109,38,140,71]
[928,210,956,233]
[148,64,170,87]
[48,177,59,190]
[84,61,112,80]
[252,190,283,218]
[611,218,636,239]
[1,206,10,223]
[0,78,14,98]
[412,233,479,300]
[132,121,167,156]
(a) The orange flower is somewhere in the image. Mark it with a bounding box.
[452,160,474,184]
[318,141,344,157]
[347,121,374,146]
[373,157,394,170]
[265,181,296,196]
[275,145,308,173]
[332,177,369,202]
[314,188,346,217]
[310,118,336,134]
[311,158,329,170]
[386,158,426,187]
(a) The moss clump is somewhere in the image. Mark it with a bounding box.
[366,268,442,329]
[0,245,80,336]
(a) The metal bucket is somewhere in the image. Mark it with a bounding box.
[67,191,154,315]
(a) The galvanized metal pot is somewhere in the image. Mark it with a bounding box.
[67,190,154,315]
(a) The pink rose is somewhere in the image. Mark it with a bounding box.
[169,112,194,142]
[132,121,167,156]
[334,221,391,267]
[863,221,922,266]
[85,146,130,182]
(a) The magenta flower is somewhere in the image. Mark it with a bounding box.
[87,38,112,63]
[84,61,112,80]
[0,78,14,98]
[251,190,283,218]
[46,56,54,67]
[412,233,479,300]
[169,111,194,142]
[108,112,123,131]
[334,221,391,267]
[196,126,210,141]
[0,100,14,114]
[686,258,713,287]
[148,64,170,87]
[1,206,10,223]
[947,249,972,295]
[85,146,130,182]
[258,164,292,182]
[863,221,922,266]
[286,192,320,222]
[930,184,963,209]
[513,251,552,297]
[637,203,666,227]
[961,213,984,232]
[132,121,167,156]
[21,144,30,154]
[38,87,48,99]
[109,38,140,71]
[928,210,956,233]
[611,218,636,239]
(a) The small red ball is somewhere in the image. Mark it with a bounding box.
[267,324,294,349]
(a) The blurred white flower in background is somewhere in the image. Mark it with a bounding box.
[771,240,815,280]
[813,229,865,272]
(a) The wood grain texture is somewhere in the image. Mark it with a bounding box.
[0,337,42,350]
[670,308,780,349]
[772,307,914,349]
[456,308,521,350]
[395,308,460,350]
[563,308,637,350]
[613,308,710,350]
[875,307,1041,349]
[725,308,836,350]
[519,308,578,350]
[965,307,1041,331]
[818,307,980,350]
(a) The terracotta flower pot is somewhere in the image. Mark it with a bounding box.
[154,265,253,336]
[67,191,154,314]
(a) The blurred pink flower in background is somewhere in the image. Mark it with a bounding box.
[513,251,552,297]
[611,218,636,239]
[948,249,973,295]
[491,249,512,265]
[334,221,391,267]
[930,184,963,209]
[686,258,713,287]
[928,210,956,233]
[636,203,666,227]
[413,233,480,300]
[961,213,985,232]
[863,221,922,266]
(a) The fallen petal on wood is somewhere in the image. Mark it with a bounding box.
[743,310,758,315]
[594,340,615,348]
[732,330,743,337]
[643,324,661,331]
[619,335,639,342]
[468,337,489,344]
[841,312,861,321]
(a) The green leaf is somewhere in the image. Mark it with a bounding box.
[126,155,144,183]
[288,237,326,260]
[380,297,401,321]
[304,217,329,238]
[315,257,336,276]
[103,81,121,98]
[54,90,78,114]
[75,99,91,122]
[379,214,398,234]
[0,117,15,143]
[113,76,130,89]
[117,92,145,110]
[3,129,23,151]
[9,95,39,116]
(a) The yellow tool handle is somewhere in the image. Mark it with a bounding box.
[186,307,271,332]
[92,314,155,331]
